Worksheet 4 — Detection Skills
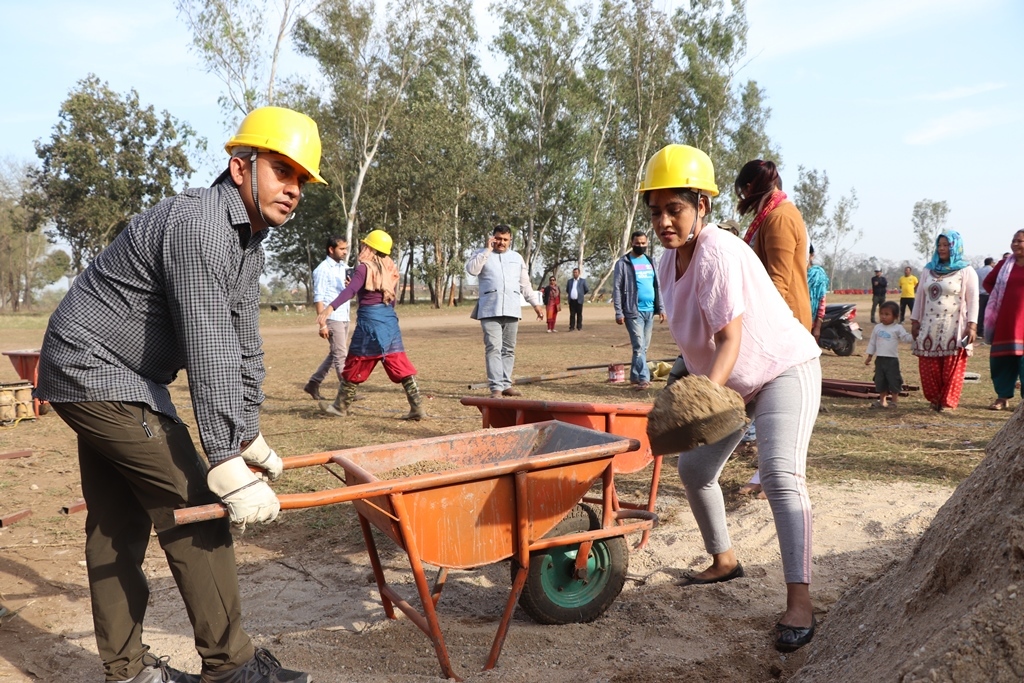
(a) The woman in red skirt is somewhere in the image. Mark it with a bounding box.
[910,231,979,411]
[542,276,561,332]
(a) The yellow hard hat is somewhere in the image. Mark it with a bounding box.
[638,144,719,196]
[225,106,326,185]
[362,229,393,256]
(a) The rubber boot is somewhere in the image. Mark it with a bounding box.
[321,380,357,417]
[401,376,425,421]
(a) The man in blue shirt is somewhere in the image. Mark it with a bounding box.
[613,231,665,389]
[304,236,351,400]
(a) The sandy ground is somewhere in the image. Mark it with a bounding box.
[0,304,970,681]
[0,463,951,682]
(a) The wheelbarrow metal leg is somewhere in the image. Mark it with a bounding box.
[390,492,459,681]
[358,512,395,620]
[486,471,531,671]
[431,567,448,608]
[639,454,664,549]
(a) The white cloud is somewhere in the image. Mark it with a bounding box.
[904,107,1021,145]
[915,83,1006,101]
[744,0,1001,60]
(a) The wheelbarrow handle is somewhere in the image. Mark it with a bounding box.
[175,503,228,524]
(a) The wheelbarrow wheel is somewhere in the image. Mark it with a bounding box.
[514,503,628,625]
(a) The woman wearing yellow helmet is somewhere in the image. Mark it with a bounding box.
[315,230,424,420]
[641,144,822,652]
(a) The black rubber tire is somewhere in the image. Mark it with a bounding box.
[834,332,856,357]
[514,503,628,625]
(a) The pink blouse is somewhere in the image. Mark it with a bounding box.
[658,225,820,402]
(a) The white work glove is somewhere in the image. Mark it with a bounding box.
[207,457,280,526]
[240,432,283,481]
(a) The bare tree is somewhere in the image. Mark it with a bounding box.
[176,0,321,118]
[911,199,950,261]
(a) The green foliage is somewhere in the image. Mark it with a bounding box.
[175,0,317,119]
[31,75,204,273]
[793,166,831,246]
[0,159,70,311]
[911,199,950,261]
[175,0,773,303]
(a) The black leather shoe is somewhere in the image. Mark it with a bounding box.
[675,562,744,587]
[775,616,816,652]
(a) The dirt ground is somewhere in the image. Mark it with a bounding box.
[0,301,1003,682]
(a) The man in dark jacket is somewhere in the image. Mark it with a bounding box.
[613,231,665,389]
[870,267,888,323]
[565,267,589,331]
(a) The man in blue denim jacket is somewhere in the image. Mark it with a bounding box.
[613,231,665,389]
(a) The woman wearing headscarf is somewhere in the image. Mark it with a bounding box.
[807,244,829,342]
[542,276,561,332]
[982,229,1024,411]
[910,231,979,411]
[316,229,424,420]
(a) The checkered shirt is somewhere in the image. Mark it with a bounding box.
[36,177,267,464]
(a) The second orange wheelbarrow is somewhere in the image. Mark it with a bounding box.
[460,397,661,548]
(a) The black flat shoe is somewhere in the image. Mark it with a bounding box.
[774,616,816,652]
[675,562,745,587]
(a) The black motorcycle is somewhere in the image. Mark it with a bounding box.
[818,303,862,356]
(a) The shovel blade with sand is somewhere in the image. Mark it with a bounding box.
[646,375,748,455]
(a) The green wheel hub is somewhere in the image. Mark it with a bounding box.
[537,541,613,608]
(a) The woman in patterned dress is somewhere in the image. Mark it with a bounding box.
[910,231,979,411]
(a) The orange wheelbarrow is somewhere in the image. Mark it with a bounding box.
[175,421,657,680]
[460,397,660,548]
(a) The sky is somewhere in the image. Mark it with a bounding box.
[4,0,1023,268]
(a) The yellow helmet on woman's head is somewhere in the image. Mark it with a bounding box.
[639,144,718,196]
[225,106,326,185]
[362,229,393,256]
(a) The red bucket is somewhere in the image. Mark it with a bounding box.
[607,363,625,383]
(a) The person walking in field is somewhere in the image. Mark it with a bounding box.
[304,235,350,401]
[870,268,888,323]
[982,231,1024,411]
[316,229,425,420]
[465,224,545,398]
[543,276,561,332]
[35,107,317,683]
[898,266,918,324]
[566,267,588,331]
[613,230,665,390]
[864,301,913,408]
[910,231,979,411]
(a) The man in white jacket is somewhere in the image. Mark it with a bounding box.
[466,224,544,398]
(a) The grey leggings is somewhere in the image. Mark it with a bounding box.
[676,358,821,584]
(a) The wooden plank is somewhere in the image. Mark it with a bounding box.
[0,509,32,527]
[0,450,32,460]
[61,499,87,515]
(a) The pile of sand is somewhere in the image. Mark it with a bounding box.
[793,406,1024,682]
[646,375,746,455]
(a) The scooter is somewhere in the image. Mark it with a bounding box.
[818,303,862,356]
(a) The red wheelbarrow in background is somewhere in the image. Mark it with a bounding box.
[175,421,657,680]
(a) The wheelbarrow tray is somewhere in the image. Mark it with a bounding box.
[460,397,662,549]
[332,420,639,570]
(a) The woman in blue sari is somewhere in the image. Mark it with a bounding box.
[807,244,829,342]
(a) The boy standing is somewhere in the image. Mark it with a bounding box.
[865,301,913,408]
